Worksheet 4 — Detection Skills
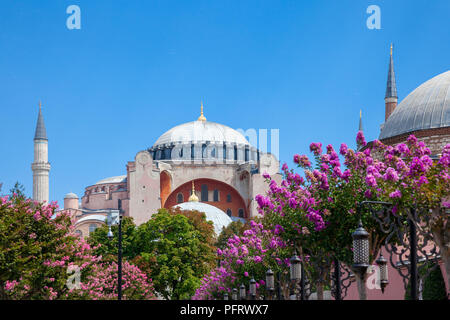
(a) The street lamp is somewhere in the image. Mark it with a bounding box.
[223,293,229,300]
[106,199,124,300]
[239,284,246,300]
[249,277,256,300]
[290,253,302,281]
[266,269,275,299]
[376,253,388,293]
[352,219,369,275]
[232,288,238,300]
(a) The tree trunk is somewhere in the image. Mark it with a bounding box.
[316,282,324,300]
[430,206,450,295]
[431,226,450,294]
[356,273,367,300]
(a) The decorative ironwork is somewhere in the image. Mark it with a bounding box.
[360,201,441,299]
[331,260,355,300]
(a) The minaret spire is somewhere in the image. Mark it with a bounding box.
[32,100,51,203]
[385,43,398,121]
[359,109,363,132]
[34,100,48,140]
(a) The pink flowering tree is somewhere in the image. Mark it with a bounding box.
[0,195,101,299]
[193,220,291,300]
[257,131,449,299]
[67,261,156,300]
[365,136,450,290]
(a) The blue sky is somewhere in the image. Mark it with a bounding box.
[0,0,449,205]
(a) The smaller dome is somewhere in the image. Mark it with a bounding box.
[174,202,233,235]
[64,192,78,199]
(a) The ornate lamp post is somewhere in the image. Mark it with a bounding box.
[376,253,388,293]
[249,277,256,300]
[265,269,275,299]
[239,284,246,300]
[232,288,238,300]
[290,251,302,300]
[352,220,370,275]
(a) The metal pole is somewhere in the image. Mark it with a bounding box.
[409,208,418,300]
[277,272,282,300]
[334,258,342,300]
[118,200,123,301]
[300,263,305,300]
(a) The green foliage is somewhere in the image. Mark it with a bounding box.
[405,262,447,300]
[88,216,138,261]
[87,207,216,300]
[134,209,215,299]
[9,182,26,201]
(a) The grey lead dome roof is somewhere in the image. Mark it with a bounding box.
[153,120,251,147]
[380,70,450,139]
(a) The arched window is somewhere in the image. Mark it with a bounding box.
[213,190,219,202]
[177,193,184,204]
[89,224,98,234]
[201,184,208,201]
[245,147,249,162]
[238,209,244,218]
[226,209,232,217]
[226,194,232,203]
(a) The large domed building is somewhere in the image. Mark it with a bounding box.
[61,105,280,237]
[377,46,449,155]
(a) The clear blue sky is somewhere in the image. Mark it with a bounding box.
[0,0,449,206]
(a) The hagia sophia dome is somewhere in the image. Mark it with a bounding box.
[380,70,450,140]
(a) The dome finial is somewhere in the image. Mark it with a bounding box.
[390,43,393,56]
[188,180,199,202]
[198,101,207,122]
[39,100,42,111]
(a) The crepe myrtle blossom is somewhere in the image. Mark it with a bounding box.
[310,142,323,156]
[356,131,367,147]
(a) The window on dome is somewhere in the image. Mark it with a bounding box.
[226,209,232,217]
[191,144,195,160]
[226,194,232,202]
[177,193,184,204]
[213,190,219,202]
[201,184,208,201]
[238,209,244,218]
[234,145,238,161]
[245,147,249,162]
[89,224,98,234]
[223,144,227,160]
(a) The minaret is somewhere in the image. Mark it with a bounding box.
[31,101,51,203]
[385,43,398,121]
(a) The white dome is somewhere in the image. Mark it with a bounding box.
[64,192,78,199]
[153,120,251,147]
[174,202,233,236]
